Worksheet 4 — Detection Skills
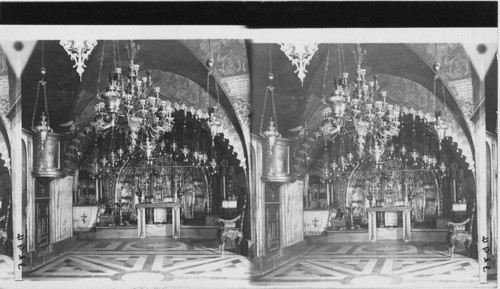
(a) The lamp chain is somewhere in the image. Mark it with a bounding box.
[30,78,41,131]
[116,40,121,68]
[31,41,51,130]
[206,70,210,110]
[259,85,269,136]
[41,40,45,69]
[112,40,116,69]
[96,41,106,97]
[207,39,212,110]
[321,44,331,98]
[271,86,279,133]
[338,44,342,78]
[441,78,446,111]
[259,43,275,136]
[43,79,50,127]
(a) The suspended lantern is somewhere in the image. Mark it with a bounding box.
[33,132,65,179]
[31,63,65,180]
[262,136,292,183]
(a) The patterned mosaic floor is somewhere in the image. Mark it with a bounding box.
[1,240,496,288]
[25,238,252,285]
[254,242,495,288]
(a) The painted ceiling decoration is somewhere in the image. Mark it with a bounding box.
[180,40,251,148]
[406,43,473,128]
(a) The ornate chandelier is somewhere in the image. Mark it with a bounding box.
[317,44,449,181]
[59,40,98,81]
[93,40,219,175]
[279,42,318,86]
[321,44,404,158]
[94,41,207,153]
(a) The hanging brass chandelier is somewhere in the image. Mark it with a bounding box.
[93,40,220,175]
[322,44,401,158]
[317,43,449,181]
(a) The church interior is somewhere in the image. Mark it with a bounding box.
[0,38,495,288]
[248,42,497,287]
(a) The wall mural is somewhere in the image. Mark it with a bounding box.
[181,40,251,147]
[62,70,247,172]
[406,43,474,126]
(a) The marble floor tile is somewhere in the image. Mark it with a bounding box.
[254,242,489,288]
[26,238,252,283]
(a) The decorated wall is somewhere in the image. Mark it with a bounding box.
[181,39,251,149]
[407,43,473,125]
[377,74,473,170]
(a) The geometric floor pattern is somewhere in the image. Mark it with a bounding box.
[2,240,496,288]
[255,241,494,288]
[27,238,252,282]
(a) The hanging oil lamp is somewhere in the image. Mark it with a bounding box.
[141,136,155,162]
[262,118,281,150]
[259,47,282,155]
[34,112,52,148]
[31,53,65,180]
[435,111,448,148]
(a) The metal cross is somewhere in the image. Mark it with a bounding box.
[312,218,319,228]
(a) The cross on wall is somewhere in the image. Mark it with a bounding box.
[81,214,87,224]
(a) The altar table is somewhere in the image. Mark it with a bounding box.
[303,210,330,236]
[136,203,181,239]
[366,206,411,242]
[72,205,99,231]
